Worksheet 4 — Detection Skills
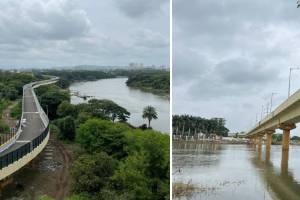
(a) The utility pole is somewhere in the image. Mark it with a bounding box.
[261,105,264,120]
[288,67,300,97]
[270,92,276,113]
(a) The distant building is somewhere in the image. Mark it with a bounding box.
[129,63,144,70]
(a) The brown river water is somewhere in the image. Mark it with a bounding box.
[173,141,300,200]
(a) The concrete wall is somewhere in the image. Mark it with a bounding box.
[0,131,49,180]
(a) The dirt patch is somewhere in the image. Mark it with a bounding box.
[1,134,76,200]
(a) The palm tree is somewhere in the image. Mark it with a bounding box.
[142,106,158,128]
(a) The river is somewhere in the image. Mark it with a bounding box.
[69,77,170,133]
[173,141,300,200]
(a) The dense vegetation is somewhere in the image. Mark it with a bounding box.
[34,70,116,89]
[0,70,39,100]
[126,70,169,95]
[172,115,229,137]
[0,70,169,199]
[0,71,39,134]
[35,84,169,200]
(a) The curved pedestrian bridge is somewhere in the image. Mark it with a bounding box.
[0,77,58,181]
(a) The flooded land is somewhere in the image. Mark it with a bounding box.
[173,141,300,200]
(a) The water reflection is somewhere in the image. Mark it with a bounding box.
[251,146,300,200]
[173,141,300,200]
[173,141,222,170]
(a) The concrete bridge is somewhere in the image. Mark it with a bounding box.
[246,89,300,160]
[0,77,58,183]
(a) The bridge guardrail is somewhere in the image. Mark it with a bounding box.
[0,77,58,171]
[0,125,49,169]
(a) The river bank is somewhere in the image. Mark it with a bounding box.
[69,78,170,133]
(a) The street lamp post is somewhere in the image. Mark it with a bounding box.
[261,105,264,120]
[288,67,300,97]
[270,92,276,113]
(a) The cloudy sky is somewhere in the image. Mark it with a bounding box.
[0,0,169,68]
[173,0,300,134]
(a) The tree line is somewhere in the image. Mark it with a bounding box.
[33,69,116,89]
[0,70,39,100]
[172,115,229,137]
[126,70,170,95]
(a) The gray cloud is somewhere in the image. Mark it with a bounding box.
[173,0,300,133]
[216,58,278,85]
[0,0,169,68]
[114,0,168,18]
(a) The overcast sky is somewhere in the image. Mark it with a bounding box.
[0,0,169,68]
[173,0,300,134]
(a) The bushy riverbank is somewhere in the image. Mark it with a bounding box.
[126,70,170,96]
[34,83,170,200]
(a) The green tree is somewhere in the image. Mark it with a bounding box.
[115,129,170,200]
[87,99,130,122]
[76,119,129,159]
[37,85,70,119]
[112,154,152,200]
[291,136,300,141]
[71,152,116,196]
[75,112,92,126]
[56,116,76,140]
[57,101,77,118]
[142,106,158,128]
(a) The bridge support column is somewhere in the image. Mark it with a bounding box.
[257,136,262,159]
[279,123,296,152]
[281,149,289,175]
[265,130,275,161]
[279,123,296,174]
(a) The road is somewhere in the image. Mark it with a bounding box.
[0,83,47,156]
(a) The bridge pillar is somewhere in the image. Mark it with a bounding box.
[279,123,296,152]
[257,136,262,159]
[265,130,275,161]
[281,149,289,175]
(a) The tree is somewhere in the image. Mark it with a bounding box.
[172,115,229,137]
[56,116,76,140]
[57,101,77,118]
[37,85,70,119]
[76,119,129,159]
[114,129,170,200]
[291,136,300,141]
[142,106,158,128]
[71,152,117,196]
[87,99,130,122]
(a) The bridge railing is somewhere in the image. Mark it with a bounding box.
[0,85,26,153]
[0,125,49,169]
[0,77,58,171]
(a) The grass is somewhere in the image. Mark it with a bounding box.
[172,180,199,198]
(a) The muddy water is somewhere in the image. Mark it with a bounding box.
[70,77,170,133]
[173,141,300,200]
